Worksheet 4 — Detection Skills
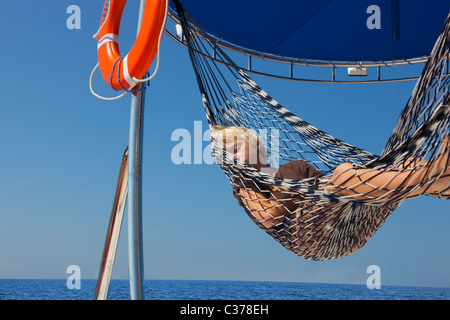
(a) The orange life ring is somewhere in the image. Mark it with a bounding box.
[95,0,167,91]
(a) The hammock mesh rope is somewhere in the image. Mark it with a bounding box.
[174,2,449,260]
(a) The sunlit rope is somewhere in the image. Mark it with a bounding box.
[89,63,128,100]
[89,0,169,101]
[133,0,169,84]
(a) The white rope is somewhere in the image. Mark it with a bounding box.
[89,62,128,101]
[90,1,127,100]
[89,0,169,101]
[133,0,169,83]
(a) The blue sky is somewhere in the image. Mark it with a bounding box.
[0,1,448,290]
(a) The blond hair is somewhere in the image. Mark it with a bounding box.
[210,125,269,164]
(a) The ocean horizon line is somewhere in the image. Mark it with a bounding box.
[1,278,449,290]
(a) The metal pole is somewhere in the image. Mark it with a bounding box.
[128,0,147,300]
[94,147,129,300]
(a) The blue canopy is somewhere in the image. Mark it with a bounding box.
[170,0,450,62]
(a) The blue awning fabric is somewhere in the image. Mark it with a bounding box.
[170,0,450,62]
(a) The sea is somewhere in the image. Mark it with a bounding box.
[1,279,447,318]
[0,279,448,300]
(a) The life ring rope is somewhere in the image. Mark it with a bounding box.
[133,0,168,84]
[90,0,169,101]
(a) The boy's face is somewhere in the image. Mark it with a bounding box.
[226,138,259,165]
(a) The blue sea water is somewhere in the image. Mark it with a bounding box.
[0,279,449,300]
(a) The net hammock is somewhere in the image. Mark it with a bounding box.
[173,1,450,261]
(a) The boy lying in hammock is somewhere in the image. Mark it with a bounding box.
[211,125,450,229]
